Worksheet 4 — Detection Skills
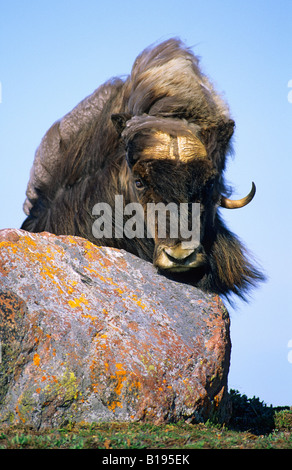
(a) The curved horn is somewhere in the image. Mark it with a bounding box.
[220,182,256,209]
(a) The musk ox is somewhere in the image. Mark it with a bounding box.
[21,38,264,299]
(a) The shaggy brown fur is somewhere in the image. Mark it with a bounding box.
[21,38,264,300]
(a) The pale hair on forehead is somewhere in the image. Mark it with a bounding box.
[141,130,207,162]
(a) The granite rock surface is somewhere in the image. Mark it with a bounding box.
[0,228,231,428]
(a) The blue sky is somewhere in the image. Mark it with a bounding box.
[0,0,291,406]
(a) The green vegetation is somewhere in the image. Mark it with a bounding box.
[0,390,291,449]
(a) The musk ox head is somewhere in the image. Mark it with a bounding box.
[112,113,257,292]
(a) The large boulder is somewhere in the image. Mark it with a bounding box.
[0,228,231,428]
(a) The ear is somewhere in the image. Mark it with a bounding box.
[200,119,235,146]
[221,119,235,143]
[111,113,132,135]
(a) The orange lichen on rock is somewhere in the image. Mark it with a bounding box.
[0,228,231,428]
[68,294,89,308]
[33,353,40,367]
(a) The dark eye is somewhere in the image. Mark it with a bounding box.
[135,178,144,189]
[205,179,215,193]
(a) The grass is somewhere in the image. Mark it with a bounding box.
[0,390,291,449]
[0,421,291,449]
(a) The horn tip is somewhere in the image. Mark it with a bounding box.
[251,181,256,195]
[220,181,257,209]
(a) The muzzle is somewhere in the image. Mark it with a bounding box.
[154,242,206,272]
